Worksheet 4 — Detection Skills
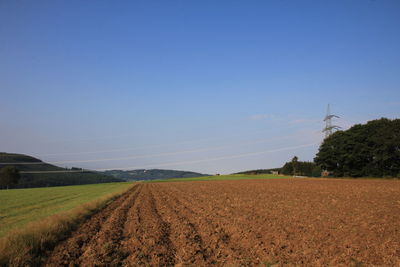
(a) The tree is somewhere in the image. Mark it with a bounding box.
[311,165,322,177]
[314,118,400,177]
[0,166,20,189]
[291,156,298,176]
[280,158,320,177]
[281,162,293,175]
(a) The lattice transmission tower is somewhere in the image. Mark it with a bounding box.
[323,104,341,138]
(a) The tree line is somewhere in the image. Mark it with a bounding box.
[280,156,322,177]
[281,118,400,178]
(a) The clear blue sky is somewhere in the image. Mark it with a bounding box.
[1,0,399,174]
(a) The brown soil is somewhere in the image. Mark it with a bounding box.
[44,179,400,266]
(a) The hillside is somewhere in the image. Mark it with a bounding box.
[102,169,208,181]
[0,153,123,188]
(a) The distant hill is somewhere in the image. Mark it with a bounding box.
[102,169,208,181]
[0,152,123,188]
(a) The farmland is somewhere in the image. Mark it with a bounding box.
[145,173,290,182]
[44,178,400,266]
[0,182,132,237]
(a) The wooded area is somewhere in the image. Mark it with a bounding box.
[314,118,400,177]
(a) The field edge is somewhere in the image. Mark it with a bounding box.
[0,183,135,266]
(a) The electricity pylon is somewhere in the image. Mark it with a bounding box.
[323,104,341,138]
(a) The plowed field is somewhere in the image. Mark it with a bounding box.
[44,179,400,266]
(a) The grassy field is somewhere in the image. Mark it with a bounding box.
[0,182,132,237]
[145,173,292,183]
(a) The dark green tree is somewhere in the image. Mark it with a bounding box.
[281,162,293,175]
[314,118,400,177]
[280,158,320,177]
[291,156,298,176]
[311,165,322,177]
[0,166,20,189]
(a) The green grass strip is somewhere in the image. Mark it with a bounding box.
[0,182,134,266]
[0,182,132,238]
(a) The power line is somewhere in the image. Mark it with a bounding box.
[37,129,276,157]
[35,126,308,158]
[17,142,318,173]
[93,143,319,171]
[0,134,299,166]
[19,170,88,174]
